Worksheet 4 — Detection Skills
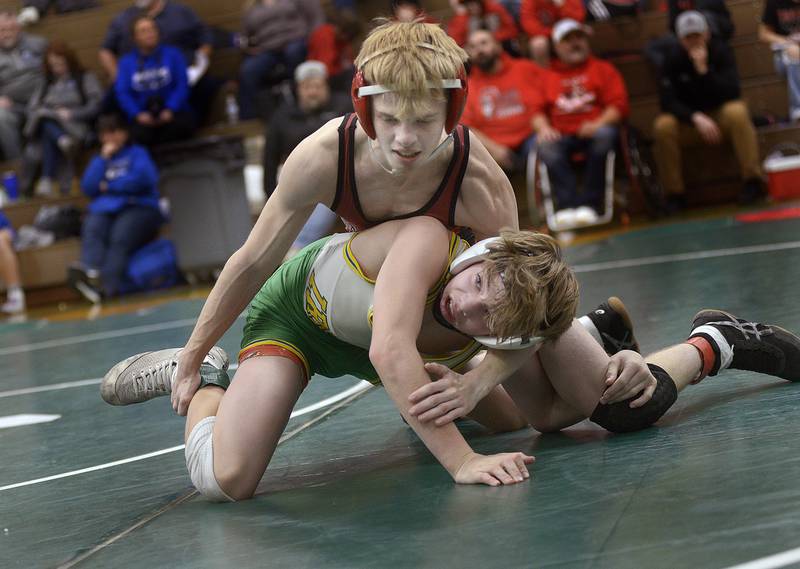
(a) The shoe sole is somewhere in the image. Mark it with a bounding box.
[692,309,800,382]
[101,347,230,405]
[607,296,640,353]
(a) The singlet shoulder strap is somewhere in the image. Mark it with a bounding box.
[331,113,369,230]
[426,124,470,229]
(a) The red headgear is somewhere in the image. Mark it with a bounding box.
[350,68,468,139]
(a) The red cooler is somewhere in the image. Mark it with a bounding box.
[764,150,800,201]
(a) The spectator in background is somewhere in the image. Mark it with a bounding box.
[307,9,362,92]
[263,61,350,255]
[653,11,764,211]
[21,40,102,198]
[115,15,195,146]
[392,0,438,23]
[532,19,628,225]
[99,0,217,123]
[447,0,519,49]
[461,28,542,173]
[17,0,97,26]
[645,0,733,72]
[520,0,585,67]
[0,210,25,314]
[72,114,162,303]
[238,0,325,120]
[760,0,800,121]
[0,10,46,161]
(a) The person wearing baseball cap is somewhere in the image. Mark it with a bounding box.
[653,10,764,211]
[531,18,629,226]
[520,0,587,67]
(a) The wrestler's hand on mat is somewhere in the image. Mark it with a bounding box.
[454,452,534,486]
[171,357,201,416]
[600,350,657,408]
[408,363,482,425]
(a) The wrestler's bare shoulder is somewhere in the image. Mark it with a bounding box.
[457,134,519,236]
[276,117,344,206]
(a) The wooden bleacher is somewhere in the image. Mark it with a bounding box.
[0,0,794,304]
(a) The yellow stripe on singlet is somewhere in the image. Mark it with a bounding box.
[343,235,376,284]
[238,339,311,379]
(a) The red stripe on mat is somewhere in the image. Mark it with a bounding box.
[736,207,800,223]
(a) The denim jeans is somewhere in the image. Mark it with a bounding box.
[774,51,800,120]
[239,39,307,120]
[80,206,163,295]
[39,119,66,178]
[536,125,618,210]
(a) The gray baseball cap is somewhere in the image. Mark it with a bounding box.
[675,10,708,38]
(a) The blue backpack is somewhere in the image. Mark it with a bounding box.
[125,239,180,292]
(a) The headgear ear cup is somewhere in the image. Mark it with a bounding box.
[445,71,468,134]
[351,70,376,139]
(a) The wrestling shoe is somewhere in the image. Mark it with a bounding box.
[100,346,230,405]
[690,310,800,380]
[585,296,640,354]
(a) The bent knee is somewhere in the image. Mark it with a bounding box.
[653,114,678,137]
[590,364,677,433]
[720,100,750,123]
[213,463,259,501]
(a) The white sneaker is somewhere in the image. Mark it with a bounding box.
[574,206,599,225]
[1,295,25,314]
[34,177,54,197]
[100,346,229,405]
[554,208,577,228]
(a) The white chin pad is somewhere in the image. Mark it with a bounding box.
[450,237,501,274]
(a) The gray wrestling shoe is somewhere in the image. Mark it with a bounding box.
[100,346,229,405]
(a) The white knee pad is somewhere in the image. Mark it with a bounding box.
[185,416,234,502]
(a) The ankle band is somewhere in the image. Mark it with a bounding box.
[685,337,716,383]
[199,364,230,391]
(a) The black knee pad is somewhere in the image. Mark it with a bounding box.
[590,364,677,433]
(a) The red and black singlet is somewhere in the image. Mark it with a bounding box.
[331,113,471,233]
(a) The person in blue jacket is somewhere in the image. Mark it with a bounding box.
[114,15,195,146]
[72,114,163,302]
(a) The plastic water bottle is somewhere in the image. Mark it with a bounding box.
[2,172,18,201]
[225,94,240,125]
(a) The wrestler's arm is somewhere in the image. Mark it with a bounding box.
[370,217,532,486]
[172,120,341,415]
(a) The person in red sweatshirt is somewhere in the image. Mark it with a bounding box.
[461,28,543,172]
[520,0,586,66]
[306,10,362,92]
[448,0,519,48]
[531,19,629,225]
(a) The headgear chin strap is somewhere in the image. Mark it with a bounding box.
[449,237,545,351]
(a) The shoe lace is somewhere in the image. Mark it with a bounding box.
[133,360,177,395]
[601,330,636,352]
[709,319,772,341]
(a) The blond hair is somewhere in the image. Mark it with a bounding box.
[483,230,579,342]
[354,20,468,118]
